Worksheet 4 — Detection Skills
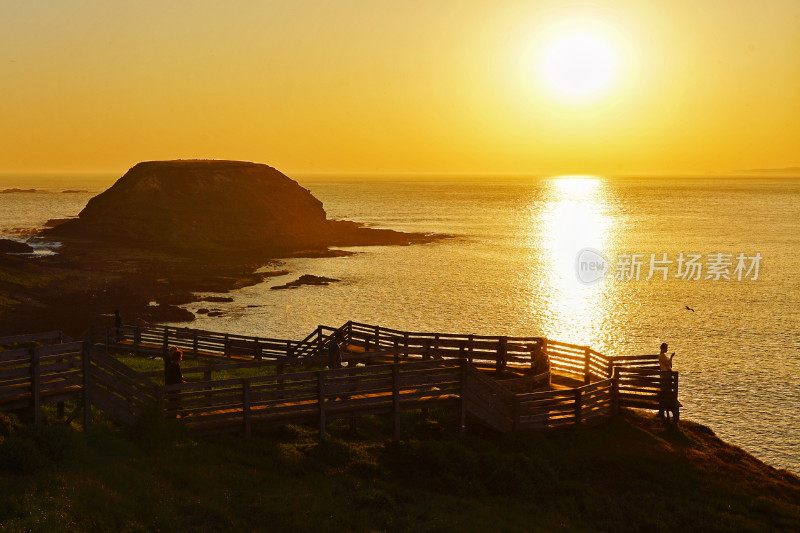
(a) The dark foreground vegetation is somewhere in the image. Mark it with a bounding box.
[0,407,798,532]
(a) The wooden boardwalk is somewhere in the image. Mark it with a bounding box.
[1,322,680,438]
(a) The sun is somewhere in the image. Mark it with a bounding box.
[541,33,618,99]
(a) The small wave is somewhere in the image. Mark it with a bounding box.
[28,239,61,256]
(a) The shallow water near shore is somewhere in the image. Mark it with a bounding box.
[2,174,799,474]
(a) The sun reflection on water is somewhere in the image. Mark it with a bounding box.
[526,175,618,346]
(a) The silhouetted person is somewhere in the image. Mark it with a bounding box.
[165,348,185,418]
[657,342,676,419]
[328,331,343,369]
[114,309,123,342]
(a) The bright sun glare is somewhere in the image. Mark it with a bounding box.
[541,33,617,99]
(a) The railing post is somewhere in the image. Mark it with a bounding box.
[82,341,92,432]
[242,379,252,438]
[459,360,467,437]
[162,328,169,359]
[30,348,41,424]
[672,372,680,423]
[404,332,409,358]
[496,336,507,374]
[374,325,380,348]
[584,347,591,384]
[612,367,620,414]
[255,341,262,361]
[392,365,400,441]
[468,334,474,363]
[224,335,231,358]
[541,338,549,371]
[317,326,323,357]
[530,342,536,370]
[574,388,583,426]
[393,339,399,364]
[317,372,326,441]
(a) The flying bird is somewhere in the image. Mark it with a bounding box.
[685,305,695,312]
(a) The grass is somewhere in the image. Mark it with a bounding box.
[116,353,325,384]
[0,264,55,290]
[0,262,59,317]
[0,406,798,532]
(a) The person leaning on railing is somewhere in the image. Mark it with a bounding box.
[328,330,344,369]
[657,342,676,419]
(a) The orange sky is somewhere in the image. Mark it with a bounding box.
[1,0,798,176]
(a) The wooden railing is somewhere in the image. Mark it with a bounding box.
[0,336,158,431]
[87,324,307,362]
[1,326,681,438]
[164,359,465,439]
[514,378,616,430]
[0,341,85,420]
[463,363,515,432]
[344,321,547,376]
[615,368,679,421]
[542,339,660,383]
[0,322,683,439]
[84,346,158,428]
[87,321,660,387]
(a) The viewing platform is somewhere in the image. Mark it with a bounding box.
[0,322,680,439]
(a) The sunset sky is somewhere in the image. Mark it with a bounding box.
[1,0,798,176]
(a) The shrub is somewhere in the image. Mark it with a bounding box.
[0,411,20,437]
[23,423,86,463]
[0,434,50,474]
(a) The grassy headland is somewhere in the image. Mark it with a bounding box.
[0,407,797,532]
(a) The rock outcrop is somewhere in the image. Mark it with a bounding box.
[0,239,34,254]
[47,160,430,256]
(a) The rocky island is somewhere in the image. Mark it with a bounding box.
[0,160,440,335]
[47,160,431,256]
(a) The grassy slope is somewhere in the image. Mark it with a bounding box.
[0,261,56,313]
[0,407,798,533]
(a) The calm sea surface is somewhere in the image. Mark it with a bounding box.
[2,174,798,474]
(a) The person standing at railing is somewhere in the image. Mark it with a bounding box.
[657,342,676,419]
[165,348,186,418]
[328,330,343,369]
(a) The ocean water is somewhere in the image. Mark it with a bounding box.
[2,174,798,474]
